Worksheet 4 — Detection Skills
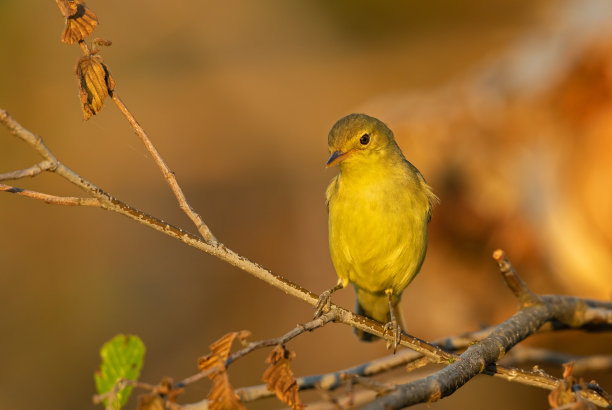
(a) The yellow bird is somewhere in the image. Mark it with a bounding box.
[315,113,437,348]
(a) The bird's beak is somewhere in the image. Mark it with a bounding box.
[326,150,352,168]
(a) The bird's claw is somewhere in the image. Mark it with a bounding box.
[384,319,402,353]
[313,290,332,318]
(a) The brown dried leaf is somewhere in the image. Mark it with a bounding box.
[549,362,590,408]
[208,372,246,410]
[198,331,251,374]
[136,393,164,410]
[262,345,303,409]
[75,55,115,120]
[563,361,575,379]
[197,331,250,410]
[60,0,98,44]
[549,380,574,407]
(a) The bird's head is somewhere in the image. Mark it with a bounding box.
[326,113,397,168]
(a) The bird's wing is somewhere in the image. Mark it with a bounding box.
[325,175,339,212]
[414,169,439,223]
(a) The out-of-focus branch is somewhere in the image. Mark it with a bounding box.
[503,347,612,375]
[366,250,612,410]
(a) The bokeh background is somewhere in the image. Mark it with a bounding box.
[1,1,611,409]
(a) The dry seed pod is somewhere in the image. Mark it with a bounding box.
[75,55,115,120]
[61,0,98,44]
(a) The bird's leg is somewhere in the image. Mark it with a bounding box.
[314,279,345,318]
[383,288,401,353]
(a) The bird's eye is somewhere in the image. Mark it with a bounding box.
[359,133,370,145]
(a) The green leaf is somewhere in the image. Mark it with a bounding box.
[94,334,146,409]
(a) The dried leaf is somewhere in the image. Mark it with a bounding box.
[198,331,251,374]
[549,379,574,407]
[208,372,246,410]
[262,345,303,409]
[548,361,597,409]
[562,361,575,379]
[198,331,250,410]
[60,0,98,44]
[136,393,164,410]
[75,55,115,120]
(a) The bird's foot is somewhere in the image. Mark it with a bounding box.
[314,281,345,318]
[384,288,401,352]
[383,319,402,352]
[313,289,333,318]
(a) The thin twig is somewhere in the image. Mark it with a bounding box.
[493,249,541,307]
[110,94,216,243]
[0,160,55,181]
[172,311,339,390]
[503,346,612,375]
[92,378,156,406]
[225,310,339,367]
[341,374,396,394]
[0,183,101,206]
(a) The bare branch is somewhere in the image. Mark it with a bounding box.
[0,160,55,181]
[503,346,612,375]
[364,252,612,409]
[226,310,338,366]
[342,374,396,395]
[493,249,541,307]
[172,311,339,391]
[542,295,612,330]
[110,94,216,243]
[0,183,100,206]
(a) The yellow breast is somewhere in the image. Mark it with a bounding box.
[327,157,431,296]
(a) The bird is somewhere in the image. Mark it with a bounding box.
[314,113,437,350]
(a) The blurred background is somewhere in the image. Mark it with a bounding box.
[1,0,611,409]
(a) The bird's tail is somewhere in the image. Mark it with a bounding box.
[353,289,405,342]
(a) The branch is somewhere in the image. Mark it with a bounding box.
[172,311,339,390]
[503,347,612,375]
[0,183,101,206]
[3,109,612,409]
[365,251,612,409]
[110,93,216,243]
[180,313,611,408]
[0,160,55,181]
[493,249,542,307]
[0,108,457,359]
